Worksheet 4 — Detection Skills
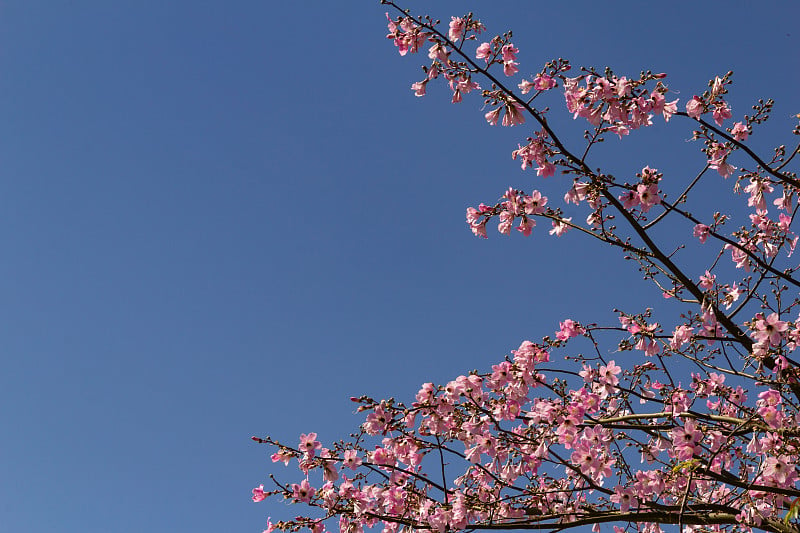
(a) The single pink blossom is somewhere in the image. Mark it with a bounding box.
[252,484,266,503]
[753,312,788,346]
[534,74,556,91]
[610,485,638,512]
[556,319,582,341]
[428,42,449,61]
[471,220,487,238]
[271,449,293,465]
[774,193,793,212]
[475,42,492,62]
[650,91,678,121]
[671,418,703,460]
[448,17,465,41]
[712,102,732,126]
[503,60,519,77]
[598,360,621,387]
[516,217,535,236]
[698,270,716,289]
[693,224,711,243]
[502,102,525,126]
[501,43,518,62]
[549,218,571,237]
[485,107,501,125]
[707,142,735,178]
[299,433,322,458]
[731,121,749,141]
[619,190,639,209]
[637,183,661,212]
[291,479,315,503]
[518,79,535,94]
[686,96,704,119]
[342,449,362,470]
[466,207,482,225]
[670,324,693,350]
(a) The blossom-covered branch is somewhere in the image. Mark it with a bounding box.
[251,4,800,533]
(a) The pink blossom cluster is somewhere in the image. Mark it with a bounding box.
[618,166,663,213]
[252,6,800,533]
[253,321,800,533]
[563,74,677,137]
[466,187,549,238]
[511,132,554,176]
[685,76,733,127]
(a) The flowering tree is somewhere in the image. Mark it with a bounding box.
[252,3,800,533]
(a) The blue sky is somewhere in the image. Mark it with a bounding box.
[1,2,798,532]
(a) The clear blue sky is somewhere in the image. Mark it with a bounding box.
[1,2,797,532]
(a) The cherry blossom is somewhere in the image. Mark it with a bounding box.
[253,7,800,533]
[251,485,266,503]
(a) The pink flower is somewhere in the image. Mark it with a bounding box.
[536,161,555,178]
[363,405,392,434]
[774,193,793,212]
[466,207,482,225]
[501,44,518,62]
[686,96,704,119]
[556,319,582,341]
[635,336,660,357]
[671,418,703,460]
[711,76,725,97]
[503,60,519,77]
[252,484,266,503]
[724,243,750,270]
[523,190,547,214]
[501,102,525,126]
[619,190,640,209]
[743,177,773,210]
[470,220,488,238]
[485,107,501,125]
[291,479,316,503]
[757,390,784,428]
[731,121,749,141]
[549,218,571,237]
[753,312,788,346]
[661,99,678,121]
[610,485,638,512]
[778,212,792,232]
[707,142,735,178]
[723,283,745,309]
[693,224,711,243]
[342,449,362,470]
[637,183,661,212]
[762,455,793,485]
[533,74,556,91]
[670,324,693,350]
[650,91,678,121]
[712,102,732,126]
[299,433,322,458]
[598,360,621,387]
[497,211,514,235]
[448,17,465,41]
[410,80,427,97]
[571,442,599,471]
[577,104,603,126]
[320,449,339,482]
[516,217,535,236]
[518,79,535,94]
[476,42,492,62]
[698,270,715,289]
[428,42,449,61]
